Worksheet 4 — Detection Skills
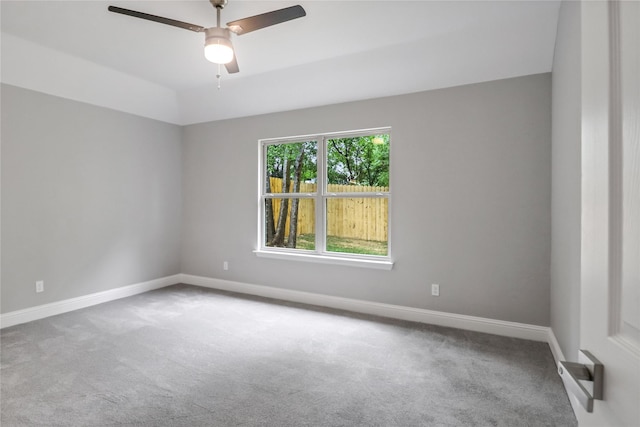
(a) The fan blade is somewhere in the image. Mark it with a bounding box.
[225,55,240,74]
[108,6,205,33]
[226,5,306,35]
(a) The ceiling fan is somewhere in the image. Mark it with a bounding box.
[108,0,306,75]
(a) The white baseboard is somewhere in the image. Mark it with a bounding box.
[179,274,551,342]
[547,328,566,365]
[0,274,181,329]
[1,272,552,344]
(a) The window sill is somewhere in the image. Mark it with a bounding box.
[253,250,394,270]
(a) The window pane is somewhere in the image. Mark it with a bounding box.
[326,198,388,256]
[265,141,317,194]
[264,198,315,250]
[326,134,389,192]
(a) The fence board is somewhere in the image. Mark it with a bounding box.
[267,177,388,242]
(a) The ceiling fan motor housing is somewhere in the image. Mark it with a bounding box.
[210,0,228,9]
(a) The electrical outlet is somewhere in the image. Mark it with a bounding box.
[431,284,440,297]
[223,261,229,271]
[36,280,44,293]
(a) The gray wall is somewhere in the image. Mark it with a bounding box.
[2,74,553,327]
[182,73,552,326]
[1,84,183,313]
[550,0,581,360]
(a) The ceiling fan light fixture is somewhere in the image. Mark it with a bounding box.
[108,2,307,75]
[204,27,234,64]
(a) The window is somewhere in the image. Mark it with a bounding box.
[257,128,392,269]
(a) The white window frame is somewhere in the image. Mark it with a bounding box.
[255,127,393,270]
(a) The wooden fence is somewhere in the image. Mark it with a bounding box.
[268,177,388,242]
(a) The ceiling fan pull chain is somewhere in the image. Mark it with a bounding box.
[216,64,222,90]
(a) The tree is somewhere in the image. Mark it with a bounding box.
[287,147,305,248]
[265,143,287,246]
[264,171,275,243]
[265,140,317,247]
[270,152,290,247]
[327,135,389,187]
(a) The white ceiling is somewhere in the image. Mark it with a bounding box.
[1,0,561,125]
